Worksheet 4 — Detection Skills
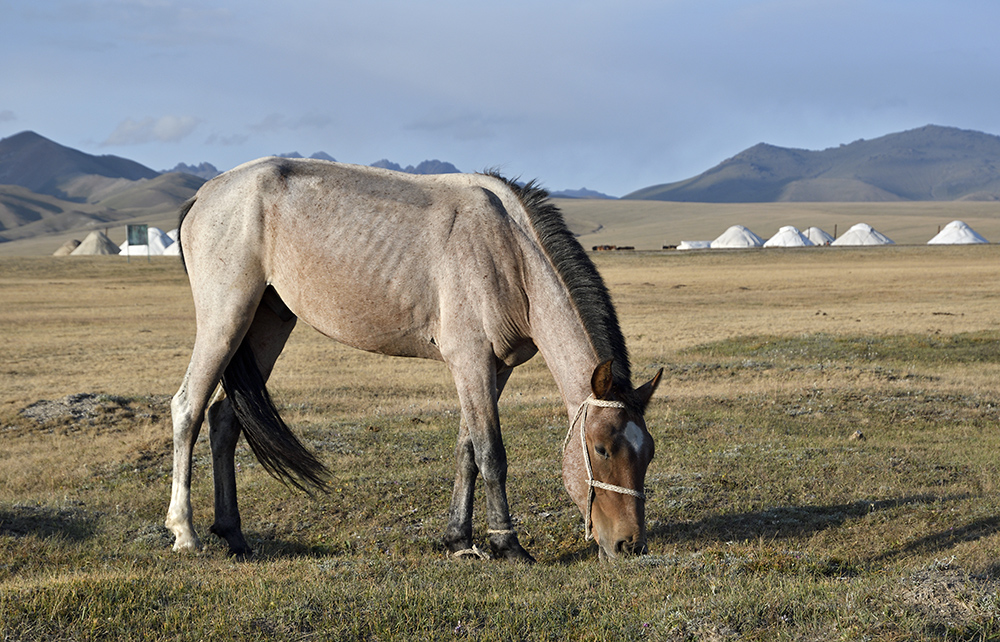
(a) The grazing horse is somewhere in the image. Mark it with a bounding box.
[165,158,662,561]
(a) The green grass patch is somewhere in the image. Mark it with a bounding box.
[690,331,1000,367]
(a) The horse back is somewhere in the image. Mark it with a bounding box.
[182,158,535,362]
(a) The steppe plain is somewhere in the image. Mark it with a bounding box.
[2,218,1000,639]
[5,198,1000,255]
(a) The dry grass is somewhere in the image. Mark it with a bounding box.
[2,247,1000,640]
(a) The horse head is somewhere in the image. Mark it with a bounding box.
[562,360,662,560]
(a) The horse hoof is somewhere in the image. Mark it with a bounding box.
[491,541,536,564]
[170,537,202,554]
[228,547,254,561]
[502,548,536,564]
[211,523,251,558]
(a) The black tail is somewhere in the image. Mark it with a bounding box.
[176,197,197,274]
[221,340,330,494]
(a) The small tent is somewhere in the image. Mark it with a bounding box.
[927,220,989,245]
[830,223,894,246]
[677,240,712,251]
[710,225,764,249]
[162,228,182,255]
[53,239,81,256]
[119,226,175,256]
[70,231,121,255]
[804,227,834,246]
[764,226,814,248]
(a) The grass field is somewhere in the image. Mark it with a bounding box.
[2,246,1000,640]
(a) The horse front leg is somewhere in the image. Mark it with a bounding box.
[443,418,478,556]
[447,363,534,562]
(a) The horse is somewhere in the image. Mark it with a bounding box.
[165,157,662,562]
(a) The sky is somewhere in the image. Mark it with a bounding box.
[3,0,1000,197]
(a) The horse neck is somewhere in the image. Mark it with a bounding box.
[523,261,603,415]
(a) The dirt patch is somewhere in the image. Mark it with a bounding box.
[17,392,163,429]
[898,565,1000,628]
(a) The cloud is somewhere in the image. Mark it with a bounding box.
[103,115,200,145]
[247,113,332,133]
[0,110,15,123]
[205,132,249,147]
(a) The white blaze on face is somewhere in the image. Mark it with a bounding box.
[624,420,647,454]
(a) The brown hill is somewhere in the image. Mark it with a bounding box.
[0,173,201,244]
[0,131,159,201]
[0,132,204,251]
[626,125,1000,202]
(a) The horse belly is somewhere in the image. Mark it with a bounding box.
[269,249,443,361]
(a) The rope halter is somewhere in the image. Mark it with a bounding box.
[563,394,646,541]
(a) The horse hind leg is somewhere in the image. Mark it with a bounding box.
[166,335,243,553]
[166,366,207,553]
[165,282,266,553]
[208,290,298,558]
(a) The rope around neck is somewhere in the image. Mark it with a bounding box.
[563,395,646,540]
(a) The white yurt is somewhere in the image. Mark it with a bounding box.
[804,227,835,246]
[927,220,989,245]
[53,239,81,256]
[162,241,181,256]
[763,226,814,248]
[710,225,764,249]
[830,223,894,246]
[677,240,712,250]
[119,226,175,256]
[70,230,121,255]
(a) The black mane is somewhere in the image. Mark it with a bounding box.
[488,172,634,397]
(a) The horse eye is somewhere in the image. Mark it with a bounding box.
[594,444,609,459]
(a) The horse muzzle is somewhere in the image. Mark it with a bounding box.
[597,533,648,560]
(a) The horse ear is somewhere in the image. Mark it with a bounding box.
[635,368,663,410]
[590,359,615,399]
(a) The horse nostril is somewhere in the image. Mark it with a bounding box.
[614,538,646,556]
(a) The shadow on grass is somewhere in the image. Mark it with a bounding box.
[870,514,1000,566]
[0,504,98,542]
[651,494,973,544]
[554,543,598,564]
[248,537,349,560]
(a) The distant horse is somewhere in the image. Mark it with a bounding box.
[166,158,662,561]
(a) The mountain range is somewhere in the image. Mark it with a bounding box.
[0,132,491,245]
[625,125,1000,202]
[164,155,463,182]
[0,131,203,244]
[3,125,1000,250]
